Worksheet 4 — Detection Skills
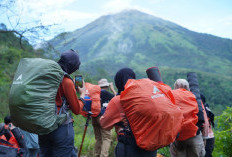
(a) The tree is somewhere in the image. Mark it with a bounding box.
[213,107,232,157]
[0,0,56,49]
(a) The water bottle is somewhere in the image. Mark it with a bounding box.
[84,90,92,112]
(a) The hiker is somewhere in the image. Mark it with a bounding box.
[100,68,157,157]
[38,49,86,157]
[91,78,116,157]
[98,79,117,116]
[99,78,117,96]
[201,94,215,157]
[170,79,206,157]
[0,115,28,156]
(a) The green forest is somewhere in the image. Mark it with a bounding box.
[0,27,232,156]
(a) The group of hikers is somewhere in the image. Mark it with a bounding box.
[0,49,215,157]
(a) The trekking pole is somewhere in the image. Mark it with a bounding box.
[78,112,92,157]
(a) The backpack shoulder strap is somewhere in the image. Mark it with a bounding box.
[64,72,73,81]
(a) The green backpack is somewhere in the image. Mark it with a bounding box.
[9,58,68,135]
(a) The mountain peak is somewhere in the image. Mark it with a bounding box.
[118,9,148,15]
[49,9,232,77]
[109,9,159,19]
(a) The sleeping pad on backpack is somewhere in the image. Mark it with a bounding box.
[9,58,67,135]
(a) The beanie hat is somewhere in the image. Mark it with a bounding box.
[58,49,81,74]
[114,68,136,95]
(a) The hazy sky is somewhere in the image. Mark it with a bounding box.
[1,0,232,42]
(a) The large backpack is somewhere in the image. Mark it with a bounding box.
[172,89,199,141]
[9,58,68,135]
[80,83,101,117]
[120,78,184,151]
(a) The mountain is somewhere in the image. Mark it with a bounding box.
[48,9,232,77]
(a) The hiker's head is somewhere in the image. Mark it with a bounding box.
[174,79,190,91]
[58,49,81,74]
[200,93,206,104]
[98,78,110,89]
[4,115,11,125]
[114,68,136,95]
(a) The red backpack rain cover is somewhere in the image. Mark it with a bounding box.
[120,79,184,151]
[80,83,101,117]
[172,89,199,141]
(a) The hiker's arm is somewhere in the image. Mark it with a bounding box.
[11,127,27,149]
[63,77,84,115]
[201,103,209,139]
[1,128,12,141]
[100,96,124,130]
[109,82,117,95]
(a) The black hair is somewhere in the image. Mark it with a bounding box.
[4,115,11,125]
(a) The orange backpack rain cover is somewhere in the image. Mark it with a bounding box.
[172,89,199,141]
[120,79,184,151]
[80,83,101,117]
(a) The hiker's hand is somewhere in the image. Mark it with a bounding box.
[109,82,114,90]
[8,123,15,130]
[78,80,86,98]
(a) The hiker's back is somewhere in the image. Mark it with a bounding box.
[172,88,199,141]
[37,50,83,157]
[9,58,67,135]
[120,78,184,151]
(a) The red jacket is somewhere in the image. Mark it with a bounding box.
[100,96,126,135]
[56,76,84,115]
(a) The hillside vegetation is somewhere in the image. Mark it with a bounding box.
[0,27,35,116]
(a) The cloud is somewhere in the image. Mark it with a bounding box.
[15,0,76,19]
[100,0,161,19]
[16,0,75,11]
[102,0,133,13]
[218,16,232,26]
[13,0,99,27]
[41,10,99,25]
